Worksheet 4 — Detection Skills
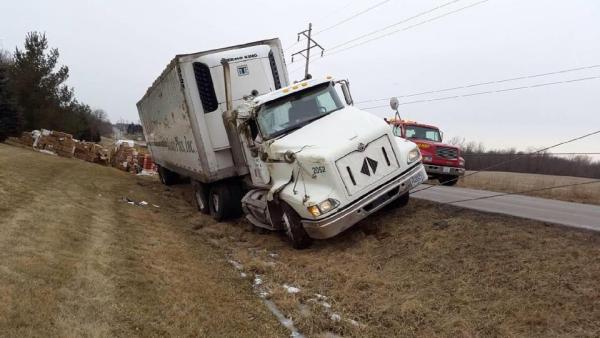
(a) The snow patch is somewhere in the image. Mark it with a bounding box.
[283,284,301,294]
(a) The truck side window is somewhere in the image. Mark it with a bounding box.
[192,62,218,113]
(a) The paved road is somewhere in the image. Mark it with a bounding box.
[412,185,600,232]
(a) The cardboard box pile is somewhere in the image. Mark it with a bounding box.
[110,142,149,173]
[36,130,76,158]
[20,131,35,147]
[74,141,110,164]
[15,130,156,175]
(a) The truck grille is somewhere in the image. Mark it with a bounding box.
[436,146,458,159]
[335,135,400,196]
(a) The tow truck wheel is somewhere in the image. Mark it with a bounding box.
[281,203,312,250]
[439,175,459,186]
[209,182,243,221]
[192,181,210,214]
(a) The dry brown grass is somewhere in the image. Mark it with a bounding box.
[186,190,600,337]
[0,143,284,337]
[3,143,600,337]
[456,171,600,205]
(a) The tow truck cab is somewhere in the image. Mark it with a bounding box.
[387,118,464,186]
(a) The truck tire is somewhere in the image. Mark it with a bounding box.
[158,166,179,186]
[281,203,312,250]
[439,175,459,186]
[209,182,243,221]
[192,181,210,214]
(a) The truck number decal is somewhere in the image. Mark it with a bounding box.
[312,166,326,175]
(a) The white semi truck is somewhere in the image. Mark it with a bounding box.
[137,38,427,248]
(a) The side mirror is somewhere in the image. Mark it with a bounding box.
[440,131,444,142]
[337,80,354,106]
[390,97,399,111]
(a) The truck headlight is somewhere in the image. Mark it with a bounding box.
[407,147,421,164]
[307,198,340,217]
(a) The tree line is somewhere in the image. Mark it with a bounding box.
[448,137,600,179]
[0,32,112,142]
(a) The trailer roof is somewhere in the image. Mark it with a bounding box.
[137,38,282,106]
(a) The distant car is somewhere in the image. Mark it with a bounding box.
[387,118,464,186]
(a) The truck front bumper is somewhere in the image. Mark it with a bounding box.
[301,164,427,239]
[424,164,465,176]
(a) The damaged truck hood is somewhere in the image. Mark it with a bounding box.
[267,106,389,161]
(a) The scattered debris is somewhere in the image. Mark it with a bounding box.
[38,149,57,156]
[330,313,341,322]
[254,276,263,286]
[122,197,154,207]
[315,294,328,301]
[152,204,160,208]
[268,252,279,258]
[283,284,301,294]
[228,260,243,270]
[137,169,157,176]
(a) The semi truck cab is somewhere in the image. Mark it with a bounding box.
[224,74,428,248]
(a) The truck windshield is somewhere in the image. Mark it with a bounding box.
[405,125,441,142]
[257,83,344,139]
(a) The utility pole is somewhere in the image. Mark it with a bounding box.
[291,23,324,80]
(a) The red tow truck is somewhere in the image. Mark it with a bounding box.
[386,117,465,186]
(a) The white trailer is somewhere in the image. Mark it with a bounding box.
[137,38,288,184]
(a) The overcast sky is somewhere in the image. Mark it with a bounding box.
[2,0,599,154]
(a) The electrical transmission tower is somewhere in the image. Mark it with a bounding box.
[291,23,324,80]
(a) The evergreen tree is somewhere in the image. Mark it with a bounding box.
[10,32,73,131]
[0,64,23,142]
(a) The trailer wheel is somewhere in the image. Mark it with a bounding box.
[192,181,210,214]
[439,175,459,186]
[209,182,243,221]
[281,203,312,250]
[158,166,179,186]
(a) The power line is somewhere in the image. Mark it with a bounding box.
[284,0,389,53]
[356,64,600,105]
[327,0,461,52]
[326,0,490,57]
[288,0,487,74]
[412,129,600,193]
[360,75,600,110]
[315,0,392,35]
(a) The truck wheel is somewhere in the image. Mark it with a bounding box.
[281,203,312,250]
[439,175,459,186]
[192,181,210,214]
[158,166,179,186]
[209,182,243,221]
